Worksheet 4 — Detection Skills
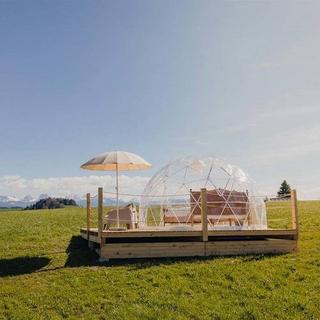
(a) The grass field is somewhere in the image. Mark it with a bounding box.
[0,201,320,320]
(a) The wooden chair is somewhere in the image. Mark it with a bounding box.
[162,207,193,226]
[190,189,249,226]
[104,203,137,230]
[163,189,249,226]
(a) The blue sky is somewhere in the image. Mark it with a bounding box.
[1,1,320,199]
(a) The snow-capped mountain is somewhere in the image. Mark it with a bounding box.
[0,195,36,208]
[75,196,135,207]
[23,195,35,202]
[38,193,49,200]
[0,195,20,202]
[0,194,139,208]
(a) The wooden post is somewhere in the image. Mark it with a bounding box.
[189,189,193,225]
[98,187,103,243]
[246,189,252,226]
[86,193,91,242]
[291,189,299,239]
[201,188,208,242]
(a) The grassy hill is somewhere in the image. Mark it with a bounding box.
[0,201,320,319]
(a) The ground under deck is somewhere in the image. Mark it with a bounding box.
[80,227,298,260]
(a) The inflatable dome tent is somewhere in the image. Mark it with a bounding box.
[139,156,267,230]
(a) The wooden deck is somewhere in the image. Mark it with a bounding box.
[80,227,298,260]
[81,227,298,240]
[81,188,299,260]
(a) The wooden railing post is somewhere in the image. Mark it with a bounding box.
[201,188,208,242]
[291,189,299,239]
[98,187,103,244]
[86,193,91,243]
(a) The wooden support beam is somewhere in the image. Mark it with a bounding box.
[201,188,208,242]
[291,189,299,239]
[98,187,103,243]
[86,193,91,243]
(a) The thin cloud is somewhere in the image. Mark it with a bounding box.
[257,105,320,120]
[256,36,320,70]
[242,125,320,166]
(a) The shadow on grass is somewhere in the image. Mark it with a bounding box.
[0,256,51,277]
[0,237,98,277]
[64,235,99,267]
[0,236,286,276]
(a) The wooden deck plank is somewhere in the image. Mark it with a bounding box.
[80,227,297,240]
[99,239,297,259]
[80,230,100,243]
[205,239,297,256]
[100,242,205,259]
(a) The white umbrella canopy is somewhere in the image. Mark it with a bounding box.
[80,151,151,171]
[81,151,151,229]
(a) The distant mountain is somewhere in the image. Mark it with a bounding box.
[23,195,36,202]
[38,193,49,200]
[76,196,138,207]
[0,195,36,208]
[0,195,19,202]
[0,194,139,209]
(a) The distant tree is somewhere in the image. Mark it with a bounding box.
[277,180,291,198]
[57,198,77,206]
[24,197,77,210]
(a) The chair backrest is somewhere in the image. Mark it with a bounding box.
[105,204,137,223]
[190,189,248,216]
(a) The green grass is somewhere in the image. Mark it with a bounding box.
[0,201,320,320]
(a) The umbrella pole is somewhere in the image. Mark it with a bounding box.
[116,164,120,228]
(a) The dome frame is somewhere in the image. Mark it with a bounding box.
[139,156,267,230]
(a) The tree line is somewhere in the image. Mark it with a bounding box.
[24,198,77,210]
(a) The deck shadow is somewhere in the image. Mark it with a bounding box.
[0,256,51,277]
[64,235,99,267]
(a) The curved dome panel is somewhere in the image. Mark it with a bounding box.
[139,156,267,230]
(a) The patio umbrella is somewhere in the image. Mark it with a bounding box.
[80,151,151,228]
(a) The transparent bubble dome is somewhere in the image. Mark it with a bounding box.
[139,156,267,230]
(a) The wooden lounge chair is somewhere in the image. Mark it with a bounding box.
[104,203,137,230]
[163,189,249,226]
[162,207,193,225]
